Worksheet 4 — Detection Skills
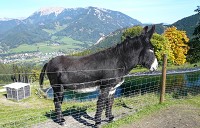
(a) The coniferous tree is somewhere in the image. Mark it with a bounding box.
[187,6,200,63]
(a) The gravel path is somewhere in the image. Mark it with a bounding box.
[121,104,200,128]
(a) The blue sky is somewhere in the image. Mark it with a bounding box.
[0,0,199,24]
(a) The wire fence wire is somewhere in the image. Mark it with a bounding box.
[0,68,200,128]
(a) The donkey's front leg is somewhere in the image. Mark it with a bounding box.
[94,87,109,126]
[105,79,124,122]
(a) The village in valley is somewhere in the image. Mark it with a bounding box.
[0,51,66,64]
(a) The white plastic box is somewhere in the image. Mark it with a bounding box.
[3,82,31,101]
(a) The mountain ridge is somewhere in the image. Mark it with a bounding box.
[172,13,200,37]
[36,7,65,16]
[0,6,142,51]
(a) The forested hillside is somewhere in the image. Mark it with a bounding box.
[172,14,200,38]
[0,24,49,48]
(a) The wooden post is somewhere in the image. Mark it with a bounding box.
[160,54,167,104]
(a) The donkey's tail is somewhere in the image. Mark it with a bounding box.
[39,63,48,89]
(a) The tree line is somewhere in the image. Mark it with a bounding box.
[187,6,200,63]
[0,63,41,84]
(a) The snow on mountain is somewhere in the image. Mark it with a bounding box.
[95,36,106,45]
[36,7,65,16]
[93,8,109,21]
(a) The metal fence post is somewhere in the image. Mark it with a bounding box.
[160,54,167,104]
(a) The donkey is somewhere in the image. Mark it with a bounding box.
[39,25,158,126]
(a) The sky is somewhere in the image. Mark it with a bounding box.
[0,0,199,24]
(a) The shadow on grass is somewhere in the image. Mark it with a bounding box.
[45,107,97,127]
[3,94,7,98]
[45,100,133,128]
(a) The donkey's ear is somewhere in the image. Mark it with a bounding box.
[142,26,148,35]
[147,25,155,38]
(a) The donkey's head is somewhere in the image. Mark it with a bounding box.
[139,25,158,71]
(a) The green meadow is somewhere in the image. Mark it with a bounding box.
[8,37,87,54]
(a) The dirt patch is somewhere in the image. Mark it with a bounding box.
[122,104,200,128]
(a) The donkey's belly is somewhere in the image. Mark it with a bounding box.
[109,79,124,96]
[74,86,100,93]
[73,80,125,94]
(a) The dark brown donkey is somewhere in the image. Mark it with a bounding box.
[39,25,158,127]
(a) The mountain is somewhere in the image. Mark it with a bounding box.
[24,7,66,25]
[172,14,200,38]
[90,28,124,52]
[0,19,22,35]
[54,7,142,43]
[0,7,142,50]
[2,6,198,53]
[0,24,49,48]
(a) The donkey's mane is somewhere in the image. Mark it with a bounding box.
[90,35,142,59]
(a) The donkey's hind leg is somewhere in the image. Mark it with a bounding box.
[94,87,110,126]
[53,87,65,125]
[105,94,114,122]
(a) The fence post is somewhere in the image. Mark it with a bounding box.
[160,54,167,104]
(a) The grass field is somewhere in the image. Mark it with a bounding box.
[42,25,67,35]
[0,86,96,128]
[8,36,87,54]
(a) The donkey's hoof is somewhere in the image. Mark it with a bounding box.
[107,115,114,122]
[94,121,101,128]
[94,123,100,128]
[61,118,66,122]
[57,119,66,126]
[59,122,65,126]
